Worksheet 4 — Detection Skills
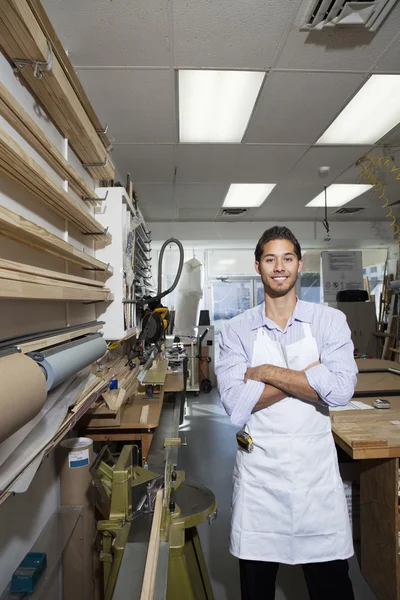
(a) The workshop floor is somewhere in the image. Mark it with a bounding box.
[178,389,378,600]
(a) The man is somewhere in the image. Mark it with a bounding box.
[216,226,357,600]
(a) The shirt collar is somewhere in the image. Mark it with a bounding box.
[250,298,313,331]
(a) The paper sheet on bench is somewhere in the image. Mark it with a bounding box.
[330,401,374,412]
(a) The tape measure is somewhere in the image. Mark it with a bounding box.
[236,430,254,453]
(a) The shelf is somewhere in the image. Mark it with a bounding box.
[0,127,111,241]
[0,205,113,273]
[0,506,81,600]
[0,0,114,180]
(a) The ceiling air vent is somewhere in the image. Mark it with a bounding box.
[301,0,397,32]
[219,208,248,216]
[335,206,365,214]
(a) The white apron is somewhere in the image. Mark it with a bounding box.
[231,323,353,564]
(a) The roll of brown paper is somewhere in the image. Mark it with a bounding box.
[0,353,47,443]
[59,437,95,600]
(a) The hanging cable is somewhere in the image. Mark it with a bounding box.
[322,185,330,240]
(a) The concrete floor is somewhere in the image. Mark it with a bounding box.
[178,389,378,600]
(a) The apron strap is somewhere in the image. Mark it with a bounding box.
[302,322,313,338]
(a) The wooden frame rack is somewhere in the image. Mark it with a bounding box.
[0,0,115,180]
[0,82,99,202]
[0,204,113,273]
[0,258,113,302]
[0,126,111,241]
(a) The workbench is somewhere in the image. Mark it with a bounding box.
[331,359,400,600]
[79,369,185,465]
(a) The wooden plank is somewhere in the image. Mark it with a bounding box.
[356,358,400,372]
[25,0,112,151]
[0,204,112,273]
[0,82,98,201]
[18,324,102,353]
[140,488,163,600]
[0,0,114,180]
[332,422,388,450]
[0,257,104,287]
[143,359,169,385]
[164,371,184,393]
[0,126,111,240]
[360,458,399,600]
[0,277,112,302]
[355,371,400,396]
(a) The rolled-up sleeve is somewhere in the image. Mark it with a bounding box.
[305,310,358,407]
[215,324,264,427]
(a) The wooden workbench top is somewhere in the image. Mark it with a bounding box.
[356,358,399,372]
[332,419,400,459]
[355,371,400,396]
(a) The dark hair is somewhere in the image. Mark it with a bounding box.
[255,226,302,263]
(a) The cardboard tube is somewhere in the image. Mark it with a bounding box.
[59,437,95,600]
[0,353,47,443]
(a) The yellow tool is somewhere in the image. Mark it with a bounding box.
[154,306,169,330]
[236,430,254,453]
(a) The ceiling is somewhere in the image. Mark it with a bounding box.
[42,0,400,225]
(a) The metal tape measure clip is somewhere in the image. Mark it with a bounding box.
[236,430,254,453]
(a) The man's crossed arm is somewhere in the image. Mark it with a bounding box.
[245,362,320,414]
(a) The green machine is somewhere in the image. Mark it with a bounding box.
[91,441,217,600]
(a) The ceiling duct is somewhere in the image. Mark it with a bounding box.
[301,0,397,31]
[218,208,248,216]
[335,206,365,214]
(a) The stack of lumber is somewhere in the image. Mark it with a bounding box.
[81,356,141,427]
[0,127,111,241]
[0,257,113,302]
[0,204,113,273]
[26,0,112,152]
[0,82,99,203]
[0,0,115,180]
[97,356,141,411]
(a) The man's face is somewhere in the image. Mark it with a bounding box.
[255,238,303,298]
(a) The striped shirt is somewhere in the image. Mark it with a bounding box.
[215,300,358,428]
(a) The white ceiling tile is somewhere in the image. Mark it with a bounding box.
[173,0,295,68]
[176,145,242,182]
[77,70,174,143]
[42,0,171,66]
[176,184,229,207]
[286,146,373,184]
[142,205,176,221]
[179,208,220,220]
[112,145,175,182]
[246,72,365,144]
[234,145,308,182]
[276,0,400,70]
[135,184,174,208]
[374,39,400,72]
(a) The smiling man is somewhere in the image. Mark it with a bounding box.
[215,226,358,600]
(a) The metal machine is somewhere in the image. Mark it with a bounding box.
[91,440,217,600]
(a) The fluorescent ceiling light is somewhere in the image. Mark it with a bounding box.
[223,184,276,208]
[179,70,264,143]
[317,75,400,144]
[306,184,372,207]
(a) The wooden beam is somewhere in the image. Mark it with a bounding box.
[0,257,105,287]
[18,324,102,353]
[25,0,112,152]
[0,126,112,241]
[0,204,113,273]
[0,0,114,180]
[0,81,98,202]
[0,277,113,302]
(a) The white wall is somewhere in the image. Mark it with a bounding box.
[0,51,98,593]
[150,219,396,250]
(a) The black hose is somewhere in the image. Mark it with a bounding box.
[150,237,184,303]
